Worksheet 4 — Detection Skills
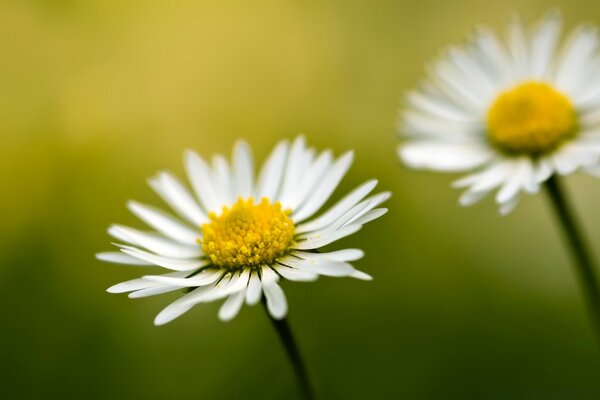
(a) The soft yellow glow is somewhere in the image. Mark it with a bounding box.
[201,197,294,270]
[486,82,577,154]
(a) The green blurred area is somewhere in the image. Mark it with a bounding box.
[3,0,600,398]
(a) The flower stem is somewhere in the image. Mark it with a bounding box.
[262,298,315,400]
[545,175,600,345]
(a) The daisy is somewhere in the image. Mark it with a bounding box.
[398,12,600,215]
[97,136,389,326]
[398,12,600,345]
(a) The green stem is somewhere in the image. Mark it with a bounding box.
[545,175,600,345]
[262,298,315,400]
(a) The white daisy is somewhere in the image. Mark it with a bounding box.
[97,136,389,325]
[398,12,600,214]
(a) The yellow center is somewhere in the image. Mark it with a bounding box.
[486,81,578,155]
[200,197,295,271]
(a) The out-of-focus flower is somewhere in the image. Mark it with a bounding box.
[398,12,600,214]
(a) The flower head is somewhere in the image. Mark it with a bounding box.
[398,12,600,214]
[97,136,389,325]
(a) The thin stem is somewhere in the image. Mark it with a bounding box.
[545,175,600,345]
[262,298,315,400]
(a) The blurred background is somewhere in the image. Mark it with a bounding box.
[3,0,600,398]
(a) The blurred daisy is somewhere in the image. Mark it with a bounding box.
[98,136,389,325]
[398,12,600,214]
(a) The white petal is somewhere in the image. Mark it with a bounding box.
[218,290,247,321]
[118,244,208,271]
[109,225,202,259]
[306,192,390,234]
[507,15,529,81]
[255,140,289,200]
[196,271,251,303]
[260,266,280,284]
[233,140,254,198]
[499,197,520,216]
[401,110,483,138]
[212,155,234,206]
[184,150,221,213]
[295,180,378,234]
[280,256,356,277]
[472,27,511,86]
[262,280,288,320]
[128,285,183,298]
[275,265,319,282]
[293,224,362,250]
[495,158,532,204]
[143,269,223,286]
[348,208,388,226]
[289,150,333,210]
[292,151,354,223]
[108,271,190,294]
[107,278,158,293]
[245,272,263,305]
[406,88,475,123]
[127,201,199,245]
[399,141,492,172]
[96,252,152,266]
[529,11,561,78]
[350,270,373,281]
[277,136,307,204]
[148,172,207,226]
[458,189,489,207]
[554,25,599,94]
[292,249,364,262]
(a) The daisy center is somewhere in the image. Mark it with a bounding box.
[200,197,295,271]
[486,81,578,154]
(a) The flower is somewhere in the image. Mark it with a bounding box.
[97,136,389,325]
[398,12,600,214]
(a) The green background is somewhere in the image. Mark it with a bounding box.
[3,0,600,398]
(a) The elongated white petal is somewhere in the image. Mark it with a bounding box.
[148,171,207,226]
[279,256,356,277]
[293,224,362,250]
[277,136,307,204]
[400,141,492,172]
[275,265,319,282]
[96,252,152,266]
[292,249,364,262]
[245,272,263,305]
[507,15,529,81]
[218,290,247,321]
[211,155,234,206]
[529,11,561,78]
[296,180,378,234]
[107,278,159,293]
[255,140,289,200]
[128,285,183,298]
[350,270,373,281]
[233,140,254,198]
[110,225,202,259]
[345,208,388,227]
[289,150,333,210]
[292,151,354,223]
[143,269,223,287]
[127,201,199,245]
[118,245,208,271]
[262,280,287,320]
[193,271,250,304]
[184,150,221,212]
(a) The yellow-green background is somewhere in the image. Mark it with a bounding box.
[3,0,600,398]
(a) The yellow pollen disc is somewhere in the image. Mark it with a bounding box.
[486,81,578,154]
[200,197,295,271]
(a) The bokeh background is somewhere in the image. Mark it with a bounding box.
[3,0,600,398]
